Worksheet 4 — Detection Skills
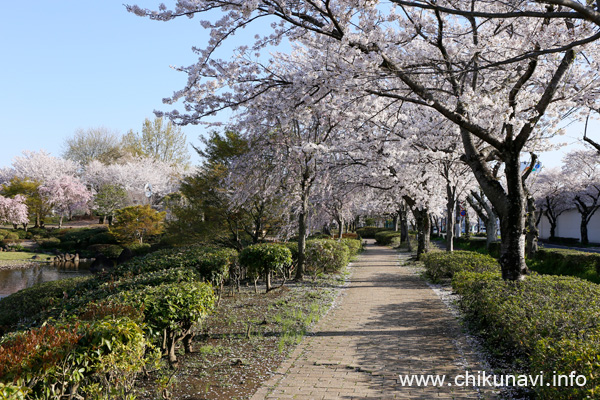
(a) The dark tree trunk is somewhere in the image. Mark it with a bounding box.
[446,183,456,252]
[525,196,538,258]
[497,156,528,280]
[461,131,528,281]
[295,190,309,281]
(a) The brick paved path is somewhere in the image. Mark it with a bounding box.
[251,241,497,400]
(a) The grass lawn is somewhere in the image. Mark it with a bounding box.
[0,251,53,263]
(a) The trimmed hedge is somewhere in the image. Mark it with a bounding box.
[305,239,349,274]
[453,271,600,399]
[374,230,403,247]
[341,238,362,257]
[356,227,388,239]
[240,243,292,292]
[528,248,600,284]
[421,250,499,282]
[0,317,153,399]
[0,276,94,334]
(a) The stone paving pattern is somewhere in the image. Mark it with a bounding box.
[250,241,498,400]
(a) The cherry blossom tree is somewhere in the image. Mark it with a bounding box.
[0,195,28,228]
[129,0,600,279]
[84,157,186,206]
[39,176,92,228]
[562,149,600,245]
[534,168,571,241]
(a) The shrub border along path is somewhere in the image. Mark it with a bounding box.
[251,240,497,399]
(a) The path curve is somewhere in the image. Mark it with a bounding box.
[251,241,498,400]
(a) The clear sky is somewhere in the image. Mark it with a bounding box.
[0,1,213,167]
[0,1,593,171]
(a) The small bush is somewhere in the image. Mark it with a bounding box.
[0,276,94,334]
[0,318,153,399]
[528,248,600,284]
[127,242,152,256]
[374,230,403,246]
[356,227,387,239]
[133,282,215,364]
[452,271,600,398]
[547,236,580,245]
[87,243,123,258]
[341,238,362,257]
[421,250,499,282]
[2,232,19,244]
[36,236,61,249]
[305,239,350,274]
[240,243,292,292]
[88,231,118,245]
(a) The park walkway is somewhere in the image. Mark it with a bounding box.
[251,241,497,400]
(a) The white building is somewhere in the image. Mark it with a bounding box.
[538,208,600,243]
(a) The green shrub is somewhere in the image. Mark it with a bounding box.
[421,250,499,282]
[0,318,153,399]
[239,243,292,292]
[86,244,123,258]
[0,382,29,399]
[531,334,600,399]
[0,230,7,240]
[305,239,350,275]
[127,242,152,256]
[2,232,19,243]
[452,271,600,398]
[356,227,387,239]
[0,324,83,395]
[87,231,118,245]
[58,240,77,251]
[374,230,403,246]
[36,236,61,249]
[341,238,362,257]
[76,317,153,398]
[0,276,94,334]
[130,282,215,365]
[528,248,600,284]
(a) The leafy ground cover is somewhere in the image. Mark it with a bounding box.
[133,275,344,399]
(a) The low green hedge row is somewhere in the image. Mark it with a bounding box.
[374,231,403,246]
[421,251,499,282]
[0,276,95,334]
[356,227,388,239]
[305,239,350,275]
[0,317,154,399]
[240,243,292,292]
[528,248,600,284]
[453,270,600,399]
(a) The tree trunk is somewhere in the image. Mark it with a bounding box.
[461,128,527,280]
[525,196,538,257]
[265,270,272,292]
[295,195,308,281]
[464,209,471,240]
[400,205,408,243]
[497,157,528,280]
[446,184,456,252]
[581,216,589,245]
[183,332,194,353]
[414,208,431,259]
[58,215,64,229]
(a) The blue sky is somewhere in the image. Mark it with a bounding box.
[0,1,212,167]
[0,1,592,170]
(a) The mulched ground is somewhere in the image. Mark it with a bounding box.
[133,276,345,400]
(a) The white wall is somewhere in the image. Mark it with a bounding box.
[538,208,600,243]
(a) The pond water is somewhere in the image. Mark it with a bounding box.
[0,261,92,298]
